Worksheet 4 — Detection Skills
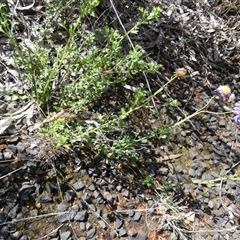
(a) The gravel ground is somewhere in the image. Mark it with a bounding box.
[0,0,240,240]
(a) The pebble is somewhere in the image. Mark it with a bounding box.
[60,231,71,240]
[188,150,196,160]
[74,211,87,221]
[98,220,107,229]
[57,203,68,212]
[118,228,127,237]
[159,167,169,175]
[72,181,85,191]
[40,194,52,203]
[133,212,142,221]
[80,222,86,231]
[122,190,130,198]
[137,230,147,240]
[87,228,96,238]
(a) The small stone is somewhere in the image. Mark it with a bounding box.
[49,229,58,237]
[104,192,114,204]
[86,222,92,230]
[64,190,74,202]
[98,220,107,229]
[188,169,196,178]
[122,190,130,198]
[189,150,196,160]
[7,136,19,143]
[115,217,123,229]
[57,203,68,212]
[29,209,38,217]
[60,231,71,240]
[159,167,169,175]
[128,209,135,217]
[176,165,183,174]
[12,231,23,239]
[88,184,96,191]
[74,211,87,221]
[118,228,127,237]
[79,222,86,231]
[133,212,142,221]
[116,185,122,192]
[72,181,85,191]
[3,151,13,160]
[137,230,147,240]
[58,213,70,223]
[93,190,100,198]
[87,228,96,238]
[19,235,28,240]
[110,231,117,238]
[92,209,102,219]
[40,194,52,203]
[128,228,137,237]
[208,201,214,209]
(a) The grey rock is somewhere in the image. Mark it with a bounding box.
[87,228,96,238]
[88,204,96,212]
[92,209,102,219]
[49,229,58,237]
[57,203,68,212]
[60,231,71,240]
[116,185,122,192]
[29,209,38,217]
[128,228,137,237]
[11,231,22,239]
[110,231,117,238]
[227,180,237,189]
[93,190,100,198]
[189,150,196,160]
[86,223,92,230]
[122,190,130,198]
[19,235,28,240]
[74,211,87,221]
[188,168,196,178]
[118,228,127,237]
[133,212,142,221]
[3,151,13,160]
[98,220,107,229]
[115,218,123,229]
[208,201,214,209]
[19,183,35,195]
[137,230,147,240]
[88,168,95,175]
[104,192,114,204]
[128,209,135,217]
[57,213,70,223]
[40,194,52,203]
[176,165,183,173]
[88,184,96,191]
[181,131,186,137]
[69,209,77,220]
[8,204,19,218]
[72,181,85,191]
[64,190,74,202]
[82,192,91,203]
[159,167,169,175]
[79,222,86,231]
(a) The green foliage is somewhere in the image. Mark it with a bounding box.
[1,1,181,185]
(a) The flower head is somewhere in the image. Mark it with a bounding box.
[215,85,231,98]
[175,68,187,79]
[233,101,240,124]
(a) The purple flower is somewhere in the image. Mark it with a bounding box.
[233,101,240,124]
[215,85,231,98]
